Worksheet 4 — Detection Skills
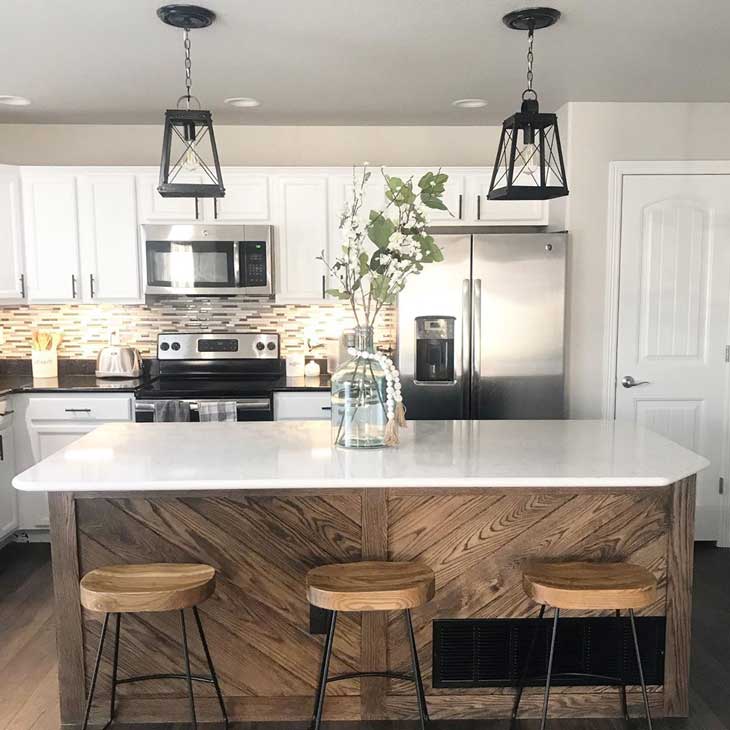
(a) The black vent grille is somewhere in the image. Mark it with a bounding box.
[433,616,665,688]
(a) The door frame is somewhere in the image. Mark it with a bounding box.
[603,159,730,545]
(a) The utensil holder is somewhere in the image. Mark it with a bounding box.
[32,349,58,378]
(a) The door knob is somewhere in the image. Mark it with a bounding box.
[621,375,650,388]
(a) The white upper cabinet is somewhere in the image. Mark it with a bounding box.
[465,171,547,225]
[0,166,26,303]
[202,171,270,221]
[276,175,329,302]
[77,173,142,303]
[22,173,81,303]
[136,171,202,222]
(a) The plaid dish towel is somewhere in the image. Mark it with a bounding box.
[197,401,238,422]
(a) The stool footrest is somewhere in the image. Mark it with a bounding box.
[328,671,414,683]
[516,671,628,687]
[117,672,214,685]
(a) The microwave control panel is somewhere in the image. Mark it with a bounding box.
[241,241,268,287]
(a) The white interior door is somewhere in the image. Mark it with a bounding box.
[615,174,730,541]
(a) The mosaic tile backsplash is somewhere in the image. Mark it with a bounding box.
[0,298,395,360]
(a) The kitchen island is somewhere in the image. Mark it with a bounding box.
[13,420,708,727]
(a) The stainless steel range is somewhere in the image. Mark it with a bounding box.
[135,332,284,422]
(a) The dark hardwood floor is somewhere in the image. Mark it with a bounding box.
[0,541,728,730]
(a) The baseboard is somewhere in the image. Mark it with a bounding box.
[13,528,51,543]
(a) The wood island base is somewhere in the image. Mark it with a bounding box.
[49,478,695,728]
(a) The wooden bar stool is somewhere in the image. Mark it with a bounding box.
[79,563,228,730]
[513,561,658,730]
[306,560,435,730]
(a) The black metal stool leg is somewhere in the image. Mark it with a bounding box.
[312,610,338,730]
[180,609,198,730]
[82,613,110,730]
[405,608,429,729]
[629,609,654,730]
[540,608,559,730]
[616,609,629,721]
[192,605,229,729]
[105,613,121,729]
[511,603,546,725]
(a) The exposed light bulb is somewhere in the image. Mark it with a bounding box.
[182,142,200,172]
[522,143,540,176]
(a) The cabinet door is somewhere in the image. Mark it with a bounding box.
[274,392,331,420]
[0,424,18,540]
[204,172,269,221]
[466,172,547,225]
[22,174,81,302]
[390,168,465,224]
[0,166,25,302]
[78,174,142,302]
[136,172,202,222]
[276,176,329,302]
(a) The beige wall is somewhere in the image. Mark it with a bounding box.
[562,102,730,418]
[0,124,501,167]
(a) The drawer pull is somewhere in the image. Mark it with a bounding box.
[65,408,92,413]
[321,406,332,411]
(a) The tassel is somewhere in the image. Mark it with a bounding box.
[395,400,407,428]
[384,417,400,446]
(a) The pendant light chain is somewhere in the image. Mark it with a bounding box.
[183,28,192,109]
[524,27,536,100]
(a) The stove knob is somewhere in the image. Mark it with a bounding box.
[267,341,277,351]
[160,342,170,351]
[171,342,181,351]
[255,342,265,351]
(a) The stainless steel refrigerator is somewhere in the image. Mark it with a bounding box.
[397,228,567,420]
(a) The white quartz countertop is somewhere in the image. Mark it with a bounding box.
[12,419,709,493]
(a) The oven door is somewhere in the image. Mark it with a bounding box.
[135,397,273,422]
[145,239,240,296]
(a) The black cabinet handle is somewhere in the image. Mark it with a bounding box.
[457,194,463,220]
[321,406,332,411]
[476,195,481,221]
[89,274,96,298]
[321,275,326,299]
[71,274,77,299]
[0,434,3,461]
[19,274,25,298]
[194,197,200,220]
[0,410,15,417]
[213,197,218,219]
[65,408,92,413]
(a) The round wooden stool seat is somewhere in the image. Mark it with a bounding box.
[80,563,216,613]
[522,561,657,610]
[306,561,435,611]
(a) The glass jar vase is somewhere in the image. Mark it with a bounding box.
[330,326,387,448]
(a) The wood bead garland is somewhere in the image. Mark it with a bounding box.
[347,347,406,446]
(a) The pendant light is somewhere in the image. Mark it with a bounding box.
[157,4,225,199]
[488,7,568,201]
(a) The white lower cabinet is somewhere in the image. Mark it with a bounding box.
[274,391,331,420]
[0,403,18,542]
[13,393,133,531]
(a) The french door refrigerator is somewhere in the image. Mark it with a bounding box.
[397,228,567,420]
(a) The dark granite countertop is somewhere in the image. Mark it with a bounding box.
[0,359,331,396]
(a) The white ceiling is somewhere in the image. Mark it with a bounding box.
[3,0,730,125]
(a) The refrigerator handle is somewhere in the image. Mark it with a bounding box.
[461,278,472,417]
[472,278,482,419]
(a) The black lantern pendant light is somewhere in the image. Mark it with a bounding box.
[157,4,225,198]
[488,7,568,201]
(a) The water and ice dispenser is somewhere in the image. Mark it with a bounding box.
[414,316,455,383]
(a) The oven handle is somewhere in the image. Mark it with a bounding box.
[135,398,272,413]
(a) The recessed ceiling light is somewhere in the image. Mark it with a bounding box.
[452,98,488,109]
[0,95,31,107]
[224,97,261,108]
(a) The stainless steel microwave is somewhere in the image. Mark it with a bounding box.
[142,224,274,296]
